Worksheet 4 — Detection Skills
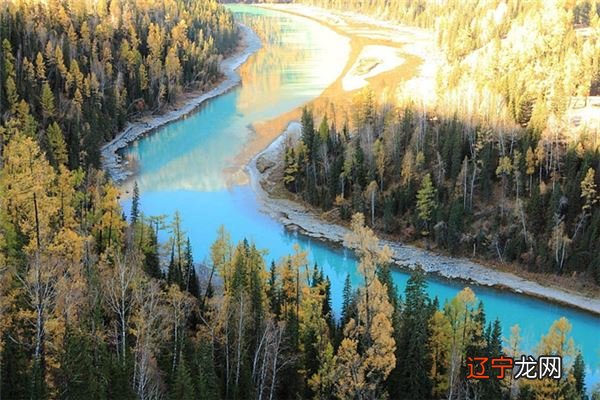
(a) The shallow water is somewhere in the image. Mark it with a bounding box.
[121,5,600,390]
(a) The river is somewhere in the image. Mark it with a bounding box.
[119,5,600,390]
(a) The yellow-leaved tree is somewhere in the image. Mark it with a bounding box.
[1,132,86,394]
[444,287,480,400]
[335,213,395,399]
[520,317,577,399]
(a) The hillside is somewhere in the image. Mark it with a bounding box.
[277,1,600,288]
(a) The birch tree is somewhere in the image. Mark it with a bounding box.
[101,252,140,363]
[132,279,167,399]
[444,287,479,400]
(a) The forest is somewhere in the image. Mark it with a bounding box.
[0,0,238,169]
[281,0,600,287]
[0,137,591,398]
[294,0,600,123]
[0,0,598,399]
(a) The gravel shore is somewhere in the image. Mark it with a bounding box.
[248,122,600,316]
[101,24,262,182]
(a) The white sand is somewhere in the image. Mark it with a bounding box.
[258,3,443,106]
[342,45,404,91]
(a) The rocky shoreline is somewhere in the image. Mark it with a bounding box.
[248,121,600,317]
[101,24,262,182]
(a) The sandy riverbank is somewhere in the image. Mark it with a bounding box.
[101,24,262,183]
[247,122,600,316]
[225,3,442,186]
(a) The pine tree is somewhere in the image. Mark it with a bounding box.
[47,122,68,167]
[308,341,335,399]
[143,226,162,279]
[194,341,220,400]
[416,173,437,235]
[322,275,335,335]
[572,351,586,400]
[40,82,56,124]
[167,242,179,286]
[130,181,140,224]
[396,267,432,399]
[183,238,200,298]
[340,274,354,329]
[268,261,281,318]
[59,327,109,399]
[301,107,315,161]
[482,319,504,399]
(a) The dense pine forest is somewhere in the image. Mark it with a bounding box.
[0,147,592,399]
[281,0,600,286]
[0,0,598,399]
[0,0,238,168]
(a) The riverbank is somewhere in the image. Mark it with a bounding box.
[242,4,600,316]
[226,3,441,186]
[248,121,600,316]
[101,24,262,184]
[255,3,441,106]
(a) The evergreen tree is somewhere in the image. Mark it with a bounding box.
[167,243,180,286]
[322,275,335,334]
[396,267,432,399]
[59,327,109,399]
[573,351,586,400]
[301,107,315,161]
[170,357,196,400]
[268,260,281,318]
[130,181,140,224]
[340,274,354,329]
[143,226,162,279]
[47,122,68,167]
[184,238,199,298]
[194,342,220,400]
[416,173,437,235]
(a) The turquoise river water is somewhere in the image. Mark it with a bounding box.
[120,5,600,390]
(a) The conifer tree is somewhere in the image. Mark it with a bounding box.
[143,226,162,279]
[572,351,586,399]
[40,82,56,124]
[416,173,437,235]
[336,213,395,399]
[396,267,432,399]
[171,357,196,400]
[268,260,281,317]
[131,181,140,224]
[47,122,68,167]
[340,274,355,330]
